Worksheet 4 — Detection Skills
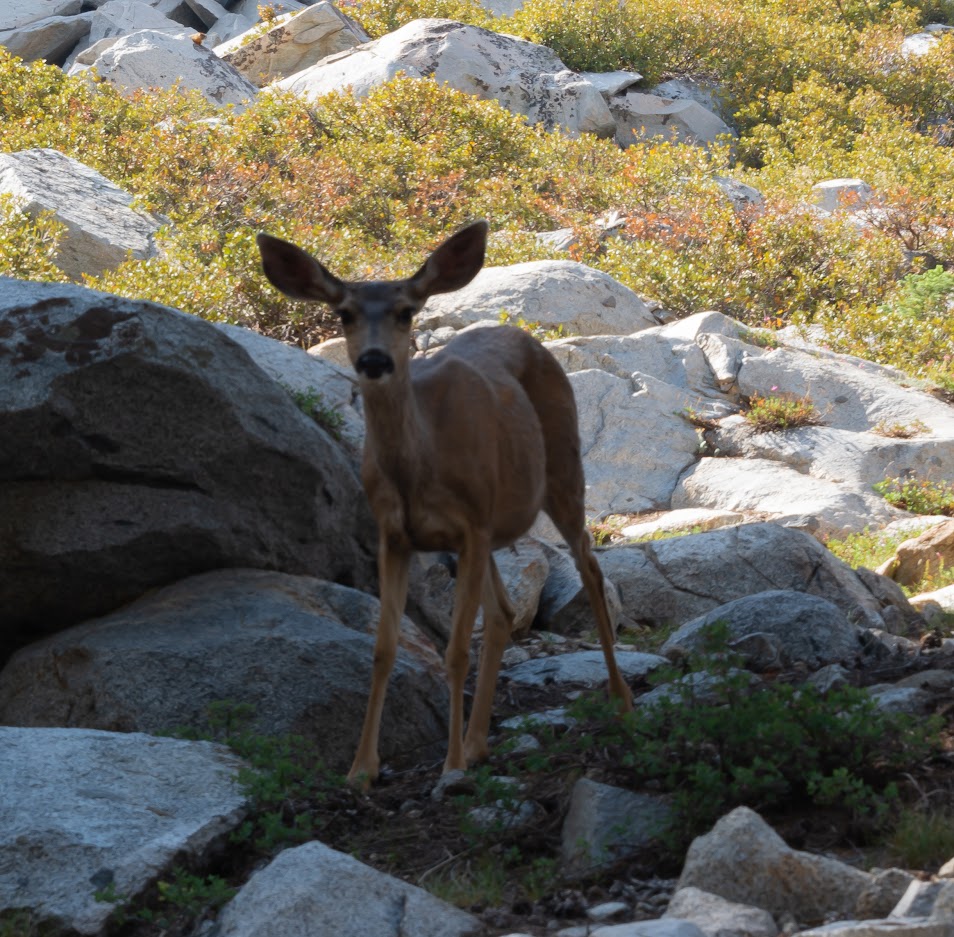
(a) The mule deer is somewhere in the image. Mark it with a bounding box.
[257,221,633,785]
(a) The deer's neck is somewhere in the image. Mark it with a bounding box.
[360,369,429,480]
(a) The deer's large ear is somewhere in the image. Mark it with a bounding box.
[257,233,345,305]
[408,221,488,300]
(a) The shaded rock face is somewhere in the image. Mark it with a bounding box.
[0,279,376,661]
[661,590,863,670]
[0,569,448,770]
[598,522,915,632]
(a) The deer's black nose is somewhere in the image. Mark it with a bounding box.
[355,349,395,379]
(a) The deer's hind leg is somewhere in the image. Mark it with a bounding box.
[463,555,515,765]
[545,489,633,712]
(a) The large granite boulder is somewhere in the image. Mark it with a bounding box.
[68,28,257,107]
[597,522,915,633]
[0,278,375,661]
[0,570,448,770]
[0,726,246,935]
[215,1,370,87]
[0,148,161,279]
[272,18,616,138]
[415,260,658,336]
[210,840,480,937]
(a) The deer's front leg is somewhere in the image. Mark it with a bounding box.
[444,533,491,773]
[348,535,411,788]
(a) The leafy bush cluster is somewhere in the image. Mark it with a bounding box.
[512,638,943,846]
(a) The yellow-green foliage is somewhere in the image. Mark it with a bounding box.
[0,195,69,282]
[0,0,953,353]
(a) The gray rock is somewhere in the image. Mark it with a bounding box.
[503,649,666,688]
[213,321,365,458]
[661,591,862,671]
[812,179,874,213]
[229,0,310,18]
[415,261,657,337]
[1,0,82,31]
[583,70,644,98]
[215,1,370,86]
[806,664,851,693]
[208,839,480,937]
[562,778,673,876]
[677,807,871,923]
[864,684,935,715]
[794,923,953,937]
[499,707,576,731]
[0,148,161,279]
[619,509,746,541]
[0,570,447,771]
[635,669,759,710]
[0,279,375,655]
[714,175,766,215]
[891,880,954,919]
[588,901,631,921]
[64,0,192,67]
[0,726,246,935]
[406,539,549,645]
[855,869,917,920]
[535,541,623,635]
[598,523,891,632]
[902,25,954,58]
[569,368,703,515]
[664,886,779,937]
[273,18,615,138]
[69,29,257,107]
[593,921,709,937]
[672,455,897,539]
[0,9,91,63]
[609,91,734,148]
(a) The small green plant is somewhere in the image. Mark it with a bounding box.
[0,910,50,937]
[681,406,721,430]
[874,475,954,516]
[872,418,930,439]
[739,327,781,349]
[744,394,824,432]
[286,385,345,440]
[498,310,567,342]
[882,806,954,870]
[825,527,914,571]
[174,701,346,853]
[588,514,630,545]
[155,868,236,917]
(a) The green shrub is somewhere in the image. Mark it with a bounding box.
[551,656,943,842]
[874,475,954,515]
[744,394,824,431]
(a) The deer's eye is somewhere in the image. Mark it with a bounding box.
[338,308,355,327]
[395,306,414,326]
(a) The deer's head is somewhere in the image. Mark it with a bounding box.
[257,222,488,381]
